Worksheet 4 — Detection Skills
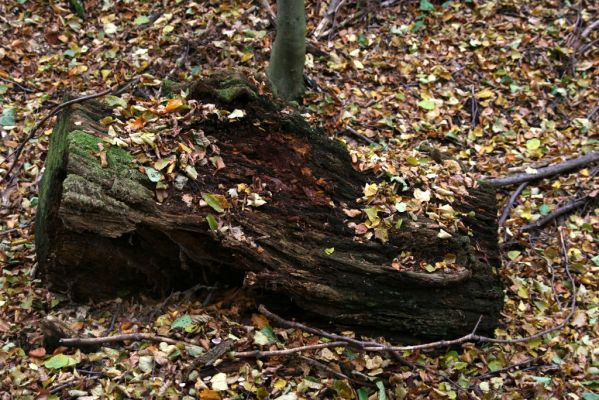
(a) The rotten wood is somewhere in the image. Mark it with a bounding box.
[36,72,503,339]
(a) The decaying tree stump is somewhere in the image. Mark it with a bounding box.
[36,73,503,339]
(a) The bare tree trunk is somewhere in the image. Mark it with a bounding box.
[267,0,306,101]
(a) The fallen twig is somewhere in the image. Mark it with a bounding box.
[498,182,528,227]
[313,0,346,38]
[0,77,140,185]
[581,19,599,38]
[345,126,378,146]
[470,357,557,384]
[186,339,235,379]
[0,89,110,185]
[59,332,196,348]
[260,254,575,350]
[0,76,36,93]
[522,194,596,230]
[234,341,348,358]
[257,0,277,27]
[49,376,102,395]
[258,304,382,349]
[485,152,599,187]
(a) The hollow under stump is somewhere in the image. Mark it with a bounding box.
[36,73,504,339]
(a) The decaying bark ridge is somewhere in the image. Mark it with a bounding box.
[36,73,503,339]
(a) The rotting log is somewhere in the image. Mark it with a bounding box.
[36,73,503,339]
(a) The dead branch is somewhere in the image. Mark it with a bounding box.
[345,126,378,146]
[59,332,196,348]
[469,357,556,383]
[1,89,109,185]
[581,19,599,38]
[485,152,599,187]
[234,341,349,358]
[257,0,277,27]
[185,339,235,379]
[297,355,353,382]
[260,245,576,351]
[0,77,140,186]
[313,0,346,38]
[0,76,36,93]
[499,182,528,227]
[522,194,596,230]
[258,304,382,349]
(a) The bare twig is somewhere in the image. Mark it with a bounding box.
[1,77,140,186]
[260,269,575,350]
[234,341,348,358]
[258,304,382,349]
[470,357,556,382]
[185,339,235,379]
[257,0,277,26]
[59,332,196,348]
[313,0,346,38]
[485,152,599,187]
[0,76,36,93]
[498,182,528,227]
[297,355,353,382]
[344,126,378,146]
[522,194,596,230]
[581,19,599,38]
[0,88,112,185]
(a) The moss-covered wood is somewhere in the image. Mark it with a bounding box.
[36,73,503,339]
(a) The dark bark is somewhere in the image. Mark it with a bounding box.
[36,73,503,339]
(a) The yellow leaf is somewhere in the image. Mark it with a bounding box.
[240,52,253,63]
[363,183,378,197]
[164,98,183,113]
[477,88,494,99]
[273,379,287,390]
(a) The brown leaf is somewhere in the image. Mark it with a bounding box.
[29,348,47,358]
[251,313,269,329]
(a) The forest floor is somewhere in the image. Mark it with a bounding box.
[0,0,598,399]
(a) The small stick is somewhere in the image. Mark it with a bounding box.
[59,332,196,347]
[522,195,595,230]
[485,152,599,187]
[498,182,528,227]
[0,76,36,93]
[234,341,348,358]
[313,0,345,38]
[258,304,382,349]
[345,126,378,146]
[1,77,140,185]
[297,355,352,382]
[0,88,111,185]
[581,19,599,38]
[258,0,277,27]
[470,357,557,383]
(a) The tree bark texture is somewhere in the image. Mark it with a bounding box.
[267,0,306,101]
[36,73,503,339]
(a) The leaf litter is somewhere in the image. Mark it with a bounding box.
[0,0,598,398]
